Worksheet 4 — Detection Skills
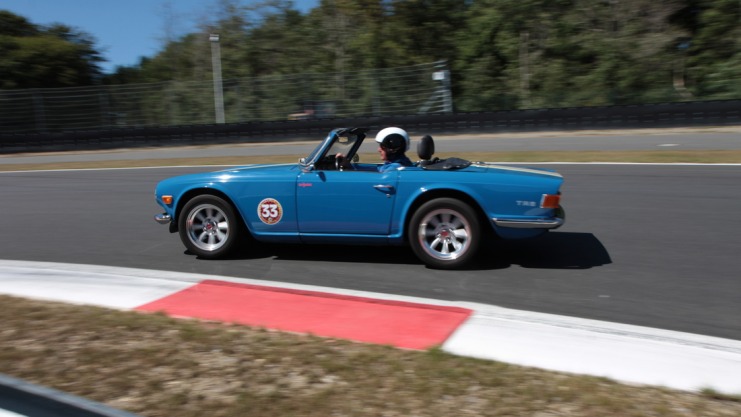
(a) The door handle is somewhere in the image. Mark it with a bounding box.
[373,184,395,197]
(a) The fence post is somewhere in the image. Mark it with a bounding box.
[32,90,47,132]
[99,88,111,128]
[209,34,226,124]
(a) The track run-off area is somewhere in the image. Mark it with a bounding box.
[1,127,741,395]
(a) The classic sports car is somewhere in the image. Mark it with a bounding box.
[154,127,564,269]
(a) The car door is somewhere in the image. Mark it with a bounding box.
[296,168,399,235]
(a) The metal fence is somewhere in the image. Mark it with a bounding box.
[2,99,739,154]
[0,61,452,134]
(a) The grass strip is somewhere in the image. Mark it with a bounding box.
[2,295,740,417]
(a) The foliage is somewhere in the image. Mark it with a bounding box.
[677,0,741,98]
[1,1,740,112]
[0,10,103,89]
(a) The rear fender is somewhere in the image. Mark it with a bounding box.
[393,184,489,244]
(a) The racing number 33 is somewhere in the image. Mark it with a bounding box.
[258,198,283,225]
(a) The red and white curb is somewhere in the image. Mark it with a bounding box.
[1,259,740,395]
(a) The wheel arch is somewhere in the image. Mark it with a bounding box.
[402,188,493,243]
[174,187,251,235]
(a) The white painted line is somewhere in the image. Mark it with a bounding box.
[0,165,237,174]
[0,261,196,309]
[443,305,741,393]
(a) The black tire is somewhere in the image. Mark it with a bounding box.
[408,198,481,269]
[178,195,242,259]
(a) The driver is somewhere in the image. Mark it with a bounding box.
[337,127,413,172]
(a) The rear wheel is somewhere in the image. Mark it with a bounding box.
[408,198,481,269]
[178,195,242,259]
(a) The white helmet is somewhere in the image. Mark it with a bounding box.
[375,127,410,153]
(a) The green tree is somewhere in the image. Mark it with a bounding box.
[454,0,538,110]
[36,0,741,117]
[674,0,741,98]
[386,0,467,64]
[454,0,688,110]
[0,10,103,89]
[0,10,39,36]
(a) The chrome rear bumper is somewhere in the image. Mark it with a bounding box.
[492,217,564,229]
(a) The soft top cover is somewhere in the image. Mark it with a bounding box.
[421,157,471,170]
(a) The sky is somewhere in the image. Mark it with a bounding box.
[2,0,317,74]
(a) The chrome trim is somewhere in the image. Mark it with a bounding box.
[471,162,564,178]
[492,217,564,229]
[154,213,172,224]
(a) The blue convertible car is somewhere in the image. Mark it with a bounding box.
[154,127,564,269]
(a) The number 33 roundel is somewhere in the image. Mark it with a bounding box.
[257,198,283,225]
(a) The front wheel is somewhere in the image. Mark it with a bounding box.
[178,195,242,259]
[408,198,481,269]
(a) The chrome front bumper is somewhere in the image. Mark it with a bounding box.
[154,213,172,224]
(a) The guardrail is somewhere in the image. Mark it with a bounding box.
[0,373,142,417]
[1,100,739,154]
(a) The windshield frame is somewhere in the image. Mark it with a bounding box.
[299,127,367,170]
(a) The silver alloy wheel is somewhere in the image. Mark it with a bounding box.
[185,203,230,252]
[416,208,471,261]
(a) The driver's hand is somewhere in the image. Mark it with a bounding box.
[335,153,348,164]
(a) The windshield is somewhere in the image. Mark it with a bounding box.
[301,129,365,167]
[327,133,359,156]
[303,132,333,164]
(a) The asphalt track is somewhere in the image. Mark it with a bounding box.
[1,158,740,341]
[2,128,741,413]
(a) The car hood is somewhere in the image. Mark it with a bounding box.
[216,163,299,175]
[192,162,299,178]
[156,163,298,189]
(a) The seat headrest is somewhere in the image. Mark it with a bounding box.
[417,135,435,160]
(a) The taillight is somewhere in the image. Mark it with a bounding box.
[540,194,560,209]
